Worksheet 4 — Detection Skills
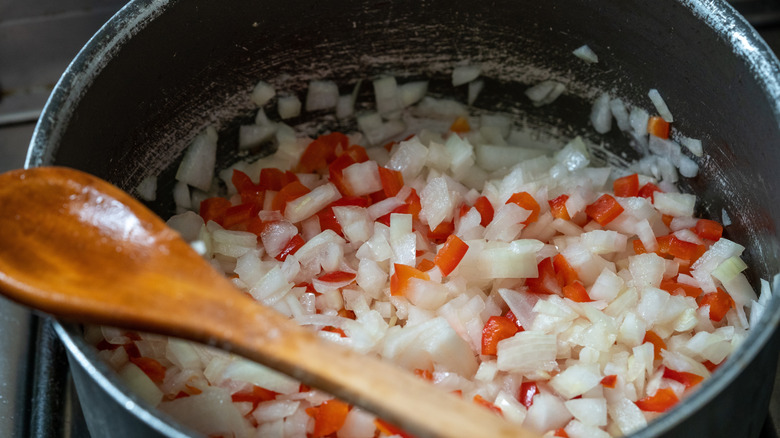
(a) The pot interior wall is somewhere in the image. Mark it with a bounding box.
[31,0,780,437]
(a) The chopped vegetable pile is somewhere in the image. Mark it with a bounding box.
[95,63,772,438]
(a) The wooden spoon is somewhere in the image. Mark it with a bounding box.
[0,167,540,438]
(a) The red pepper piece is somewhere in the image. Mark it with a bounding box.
[518,382,539,409]
[638,182,663,201]
[306,399,350,438]
[613,173,639,197]
[553,254,579,286]
[601,374,618,388]
[644,330,667,361]
[129,357,166,384]
[473,394,503,415]
[548,194,571,220]
[474,196,495,226]
[481,316,519,355]
[231,385,277,410]
[271,181,311,213]
[317,271,356,283]
[390,264,430,296]
[695,219,723,241]
[427,221,455,244]
[698,288,734,322]
[663,368,704,388]
[199,197,231,226]
[378,166,405,197]
[585,194,624,226]
[647,116,671,139]
[563,280,591,302]
[450,116,471,133]
[526,258,562,295]
[636,387,679,412]
[506,192,540,224]
[275,234,305,261]
[434,234,469,276]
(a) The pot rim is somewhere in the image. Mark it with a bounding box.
[29,0,780,436]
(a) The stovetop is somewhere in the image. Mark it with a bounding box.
[0,1,779,437]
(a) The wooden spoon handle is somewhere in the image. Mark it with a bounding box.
[197,296,536,438]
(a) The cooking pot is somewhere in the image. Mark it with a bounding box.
[28,0,780,437]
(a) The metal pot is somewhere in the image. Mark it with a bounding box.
[29,0,780,436]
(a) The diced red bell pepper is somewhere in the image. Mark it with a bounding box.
[702,360,720,372]
[585,194,624,226]
[601,374,618,388]
[635,387,679,412]
[417,258,436,272]
[563,281,591,302]
[129,357,166,384]
[232,169,261,195]
[548,194,571,220]
[322,326,347,337]
[450,116,471,133]
[613,173,639,197]
[374,419,416,438]
[644,330,667,361]
[553,428,569,438]
[433,234,468,276]
[506,192,540,224]
[427,220,455,244]
[698,288,734,322]
[222,203,257,230]
[231,385,277,410]
[473,394,503,415]
[406,189,422,221]
[663,368,704,388]
[503,310,525,331]
[306,399,350,438]
[667,236,706,262]
[378,166,404,197]
[518,382,539,409]
[695,219,723,241]
[553,254,579,286]
[297,133,350,173]
[474,196,495,226]
[525,258,562,296]
[317,271,357,283]
[659,279,703,298]
[328,153,358,196]
[199,197,232,226]
[638,182,663,202]
[275,234,305,261]
[271,181,311,213]
[343,144,370,163]
[390,264,430,296]
[647,116,671,139]
[258,168,297,191]
[481,315,519,355]
[414,368,433,381]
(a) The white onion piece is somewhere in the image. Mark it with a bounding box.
[386,136,429,181]
[305,80,339,111]
[176,126,217,192]
[653,192,695,217]
[277,95,301,119]
[565,420,611,438]
[572,44,598,63]
[680,136,704,157]
[496,330,557,374]
[256,221,296,258]
[525,80,566,107]
[608,398,647,435]
[399,81,429,107]
[565,398,608,427]
[610,98,631,132]
[444,134,476,179]
[524,393,572,433]
[648,88,674,122]
[118,362,164,406]
[252,400,300,423]
[420,176,456,231]
[333,206,372,245]
[239,124,276,150]
[159,387,250,438]
[284,183,341,223]
[590,92,612,134]
[338,408,376,438]
[452,65,482,86]
[373,76,401,115]
[550,363,602,399]
[251,80,276,106]
[468,79,484,105]
[343,161,383,196]
[135,176,157,201]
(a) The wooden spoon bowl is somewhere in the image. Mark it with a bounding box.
[0,167,538,438]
